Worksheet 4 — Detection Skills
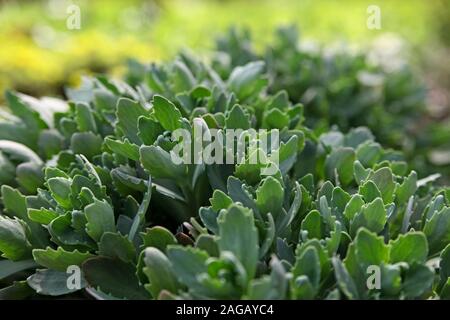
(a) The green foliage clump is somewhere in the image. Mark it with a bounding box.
[214,27,426,144]
[0,40,449,300]
[213,26,450,180]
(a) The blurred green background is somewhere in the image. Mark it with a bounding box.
[0,0,448,104]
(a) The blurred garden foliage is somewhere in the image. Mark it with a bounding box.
[0,0,446,99]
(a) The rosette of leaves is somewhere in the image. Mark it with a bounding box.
[113,104,300,218]
[85,58,298,222]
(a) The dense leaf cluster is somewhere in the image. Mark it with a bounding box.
[212,26,450,180]
[212,26,426,147]
[0,33,449,300]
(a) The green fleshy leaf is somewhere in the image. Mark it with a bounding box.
[369,167,396,204]
[423,207,450,255]
[0,281,34,300]
[140,145,187,180]
[359,180,382,203]
[210,189,233,212]
[354,228,389,269]
[227,61,267,100]
[167,246,209,289]
[137,116,164,145]
[116,98,148,144]
[396,171,417,204]
[70,132,102,159]
[32,247,94,271]
[332,257,359,300]
[256,176,284,218]
[262,108,290,129]
[84,198,116,242]
[152,95,182,132]
[143,247,181,298]
[82,256,149,299]
[402,264,434,298]
[292,246,320,290]
[75,103,97,133]
[301,210,324,240]
[325,147,355,186]
[440,244,450,284]
[389,232,428,265]
[98,232,136,263]
[141,226,177,252]
[0,216,32,260]
[0,259,37,280]
[225,104,251,129]
[353,160,371,185]
[343,195,365,222]
[217,204,259,280]
[38,129,64,159]
[27,269,86,296]
[105,138,140,161]
[47,177,72,209]
[350,198,387,237]
[356,141,381,167]
[48,214,95,249]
